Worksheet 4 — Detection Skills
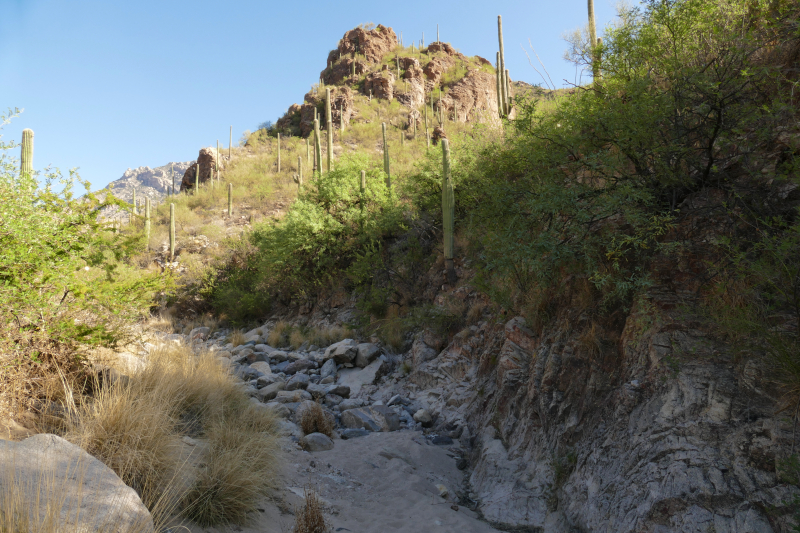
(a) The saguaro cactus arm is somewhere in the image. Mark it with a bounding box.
[325,88,333,173]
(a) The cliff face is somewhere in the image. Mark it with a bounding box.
[102,161,191,203]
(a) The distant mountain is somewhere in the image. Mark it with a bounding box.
[98,161,193,204]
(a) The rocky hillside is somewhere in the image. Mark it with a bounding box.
[272,24,501,139]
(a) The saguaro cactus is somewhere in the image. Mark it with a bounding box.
[297,155,303,188]
[314,118,322,175]
[145,198,151,251]
[169,203,175,261]
[228,183,233,217]
[496,52,503,117]
[194,163,199,193]
[277,133,281,172]
[382,122,391,188]
[20,129,33,181]
[426,128,431,148]
[505,69,512,111]
[498,15,508,117]
[306,137,311,166]
[132,188,137,215]
[441,139,456,284]
[325,88,333,173]
[588,0,599,80]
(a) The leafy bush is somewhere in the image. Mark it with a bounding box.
[209,154,405,322]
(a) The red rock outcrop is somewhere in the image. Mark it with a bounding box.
[364,70,395,101]
[426,41,465,59]
[333,25,397,63]
[423,56,456,87]
[434,69,500,126]
[321,57,369,86]
[431,126,447,145]
[180,147,222,192]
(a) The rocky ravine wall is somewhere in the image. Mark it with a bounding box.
[403,281,798,532]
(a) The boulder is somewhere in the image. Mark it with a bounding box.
[355,343,381,368]
[413,409,433,428]
[320,358,337,379]
[284,358,316,375]
[306,383,328,400]
[256,374,282,389]
[411,334,438,368]
[323,339,359,365]
[250,361,272,376]
[179,147,222,193]
[320,376,335,385]
[270,350,290,362]
[285,373,311,391]
[276,420,303,438]
[324,394,344,408]
[337,358,386,396]
[0,434,154,532]
[339,398,367,411]
[341,406,400,432]
[326,384,351,398]
[274,390,312,404]
[256,381,285,402]
[188,327,210,341]
[263,402,291,419]
[300,432,334,452]
[234,365,262,381]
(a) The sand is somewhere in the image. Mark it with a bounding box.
[187,430,501,533]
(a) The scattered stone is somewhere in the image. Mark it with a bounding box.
[188,326,210,341]
[276,420,302,438]
[355,343,381,368]
[341,428,370,439]
[337,358,386,396]
[271,350,290,362]
[256,382,285,402]
[284,358,316,375]
[300,432,334,452]
[252,343,275,353]
[436,484,450,498]
[263,402,291,419]
[341,408,382,432]
[413,409,433,428]
[326,384,351,398]
[339,398,367,411]
[306,383,328,400]
[320,358,337,379]
[324,339,359,365]
[256,374,282,389]
[275,390,312,404]
[341,406,400,432]
[285,373,311,391]
[320,376,335,385]
[430,435,453,446]
[234,365,262,381]
[324,393,344,407]
[250,361,272,376]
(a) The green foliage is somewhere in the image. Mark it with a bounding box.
[0,110,165,351]
[209,154,405,322]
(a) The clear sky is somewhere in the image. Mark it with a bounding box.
[1,0,619,190]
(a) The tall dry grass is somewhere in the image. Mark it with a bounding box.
[65,344,281,528]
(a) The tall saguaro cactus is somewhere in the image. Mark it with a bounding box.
[228,183,233,217]
[496,52,503,116]
[325,88,333,173]
[194,163,199,193]
[277,133,281,172]
[20,129,33,181]
[498,15,508,117]
[441,139,456,284]
[145,198,151,251]
[132,188,137,215]
[314,118,322,175]
[382,122,391,188]
[306,137,311,166]
[297,155,303,189]
[169,203,175,261]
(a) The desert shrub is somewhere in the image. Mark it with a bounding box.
[209,154,405,321]
[299,402,334,437]
[292,487,330,533]
[0,110,166,416]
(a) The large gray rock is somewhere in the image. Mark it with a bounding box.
[256,381,285,402]
[338,398,367,411]
[320,358,337,379]
[341,406,400,432]
[284,358,316,375]
[326,384,351,398]
[306,383,328,400]
[300,432,334,452]
[355,343,381,368]
[410,333,438,368]
[250,361,272,376]
[323,339,358,365]
[413,409,433,428]
[336,358,386,395]
[285,373,310,391]
[0,434,154,532]
[274,390,312,404]
[263,402,291,419]
[341,428,370,439]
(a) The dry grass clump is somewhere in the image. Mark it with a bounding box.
[228,329,247,347]
[267,320,291,347]
[299,402,334,438]
[180,402,281,526]
[292,487,330,533]
[65,345,281,527]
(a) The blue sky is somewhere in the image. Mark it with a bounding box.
[1,0,619,190]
